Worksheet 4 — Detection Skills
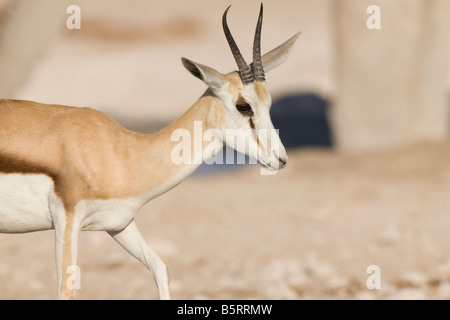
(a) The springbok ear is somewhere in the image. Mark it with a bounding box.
[262,32,301,73]
[181,57,228,90]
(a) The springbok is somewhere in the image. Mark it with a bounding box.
[0,4,299,299]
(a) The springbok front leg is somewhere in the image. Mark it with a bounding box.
[108,220,170,300]
[52,202,82,300]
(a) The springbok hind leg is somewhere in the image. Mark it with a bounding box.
[108,219,171,300]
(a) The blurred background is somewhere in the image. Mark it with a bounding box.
[0,0,450,299]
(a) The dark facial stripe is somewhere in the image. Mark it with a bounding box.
[249,118,260,146]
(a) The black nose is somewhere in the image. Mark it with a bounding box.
[279,157,287,168]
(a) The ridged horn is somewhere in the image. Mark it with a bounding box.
[252,3,265,82]
[222,6,254,84]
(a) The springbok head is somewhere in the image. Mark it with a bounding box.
[182,4,300,171]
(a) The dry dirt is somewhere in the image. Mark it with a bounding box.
[2,143,450,300]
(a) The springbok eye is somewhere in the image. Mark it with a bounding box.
[236,103,254,117]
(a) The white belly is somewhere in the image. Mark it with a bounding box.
[0,174,54,233]
[0,170,181,234]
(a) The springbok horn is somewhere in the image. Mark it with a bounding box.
[222,6,254,85]
[252,3,265,82]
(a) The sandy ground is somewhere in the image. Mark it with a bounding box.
[2,143,450,300]
[1,0,450,300]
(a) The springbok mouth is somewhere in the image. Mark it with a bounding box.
[257,157,287,171]
[257,158,271,169]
